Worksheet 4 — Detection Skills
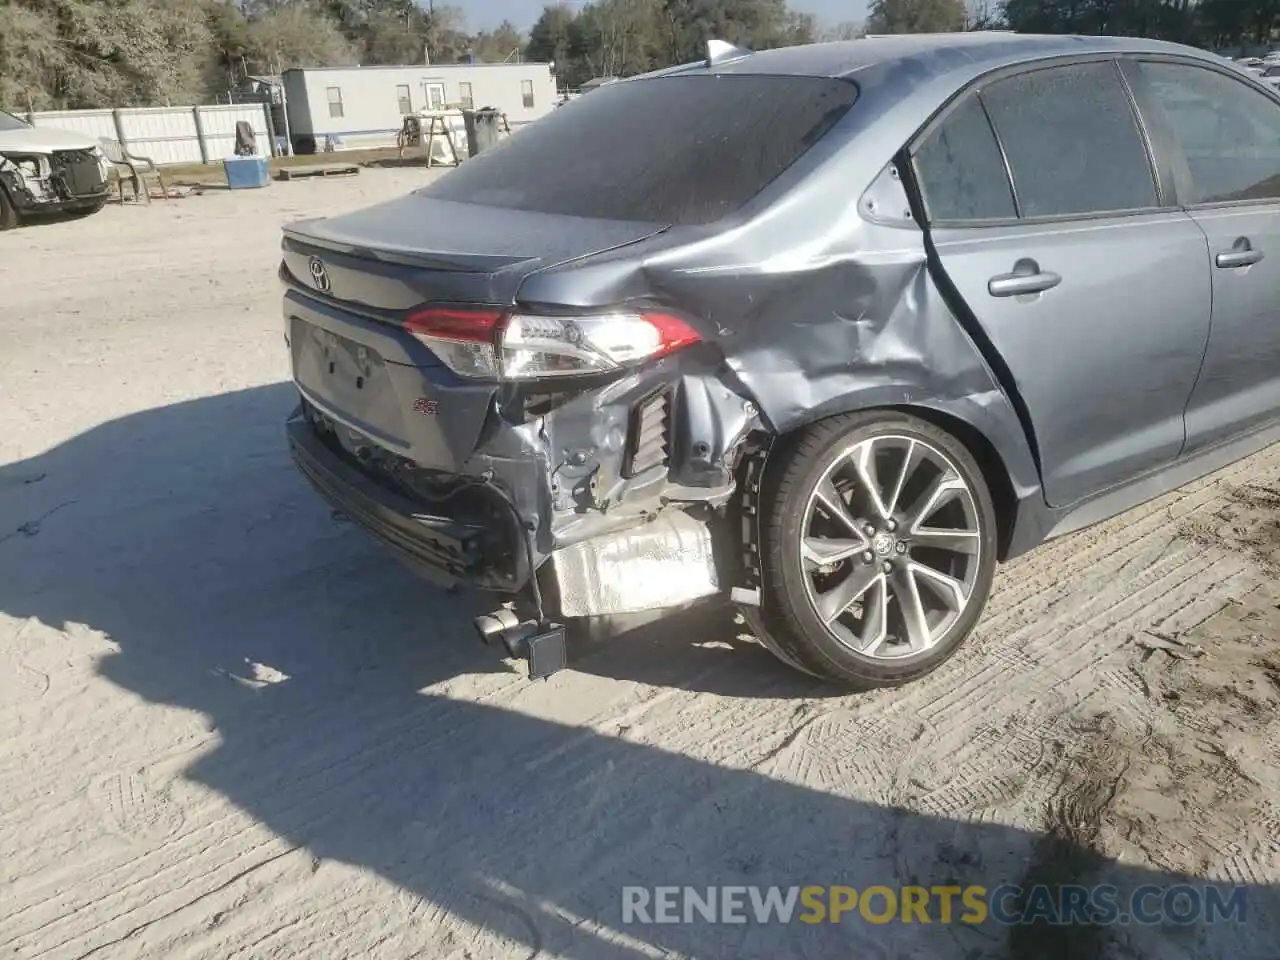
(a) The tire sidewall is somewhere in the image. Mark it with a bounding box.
[763,412,999,686]
[0,185,19,230]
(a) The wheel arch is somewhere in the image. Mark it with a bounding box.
[888,403,1018,561]
[753,397,1029,562]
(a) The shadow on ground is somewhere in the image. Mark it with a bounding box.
[1,385,1276,958]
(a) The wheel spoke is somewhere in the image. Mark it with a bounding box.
[889,564,932,652]
[854,577,889,656]
[849,440,891,521]
[910,560,969,613]
[910,528,980,555]
[906,471,968,532]
[802,538,865,567]
[817,564,882,624]
[813,478,867,539]
[884,439,924,518]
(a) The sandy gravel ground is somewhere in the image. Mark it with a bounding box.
[2,170,1279,960]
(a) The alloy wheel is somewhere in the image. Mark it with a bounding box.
[798,434,982,660]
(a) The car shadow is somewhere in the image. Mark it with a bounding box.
[1,384,1277,958]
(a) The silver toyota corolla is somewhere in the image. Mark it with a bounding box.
[281,33,1280,686]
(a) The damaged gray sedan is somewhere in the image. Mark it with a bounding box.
[282,33,1280,685]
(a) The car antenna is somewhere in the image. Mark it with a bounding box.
[706,38,753,67]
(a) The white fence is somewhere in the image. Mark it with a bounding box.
[16,104,273,166]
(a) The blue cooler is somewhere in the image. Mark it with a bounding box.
[223,156,270,189]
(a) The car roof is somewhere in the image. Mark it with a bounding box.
[622,33,1237,186]
[704,33,1216,81]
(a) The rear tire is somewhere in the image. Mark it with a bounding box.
[0,186,19,230]
[759,411,998,687]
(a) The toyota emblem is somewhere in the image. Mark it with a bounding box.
[308,256,331,293]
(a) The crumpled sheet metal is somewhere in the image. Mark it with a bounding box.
[549,508,719,617]
[517,151,1043,509]
[481,352,758,560]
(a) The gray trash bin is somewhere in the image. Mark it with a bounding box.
[463,107,503,158]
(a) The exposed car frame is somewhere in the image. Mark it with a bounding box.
[0,111,112,229]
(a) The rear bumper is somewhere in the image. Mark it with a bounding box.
[287,408,529,592]
[283,284,761,616]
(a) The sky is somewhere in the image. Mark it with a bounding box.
[454,0,870,32]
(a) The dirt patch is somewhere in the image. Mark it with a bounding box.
[1180,479,1280,575]
[1008,494,1280,959]
[1008,715,1128,960]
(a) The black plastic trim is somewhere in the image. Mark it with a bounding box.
[287,411,525,591]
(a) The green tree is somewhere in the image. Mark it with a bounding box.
[570,0,662,79]
[0,0,221,110]
[528,4,577,67]
[865,0,967,33]
[470,20,525,63]
[244,1,357,71]
[658,0,815,63]
[0,2,61,111]
[818,20,865,40]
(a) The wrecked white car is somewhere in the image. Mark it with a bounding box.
[0,110,112,230]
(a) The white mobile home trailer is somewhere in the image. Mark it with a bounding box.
[281,63,557,153]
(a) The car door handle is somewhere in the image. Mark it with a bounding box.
[1215,241,1263,269]
[988,259,1062,297]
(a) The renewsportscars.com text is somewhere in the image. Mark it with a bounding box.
[621,884,1248,927]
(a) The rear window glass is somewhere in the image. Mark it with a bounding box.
[417,74,858,225]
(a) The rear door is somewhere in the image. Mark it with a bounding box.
[912,59,1212,508]
[1121,58,1280,450]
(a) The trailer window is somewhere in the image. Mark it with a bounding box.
[521,79,535,109]
[326,87,344,119]
[459,82,474,110]
[396,85,412,115]
[418,74,858,225]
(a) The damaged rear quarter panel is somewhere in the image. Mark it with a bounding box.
[515,114,1044,536]
[468,342,751,557]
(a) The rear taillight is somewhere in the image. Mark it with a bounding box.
[404,307,504,378]
[404,306,701,381]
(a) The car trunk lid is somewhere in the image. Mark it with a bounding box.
[282,194,668,319]
[282,194,669,475]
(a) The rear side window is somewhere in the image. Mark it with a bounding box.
[980,62,1158,217]
[417,75,858,224]
[914,97,1016,221]
[1134,61,1280,204]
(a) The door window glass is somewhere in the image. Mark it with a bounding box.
[1137,61,1280,204]
[980,62,1158,217]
